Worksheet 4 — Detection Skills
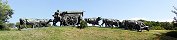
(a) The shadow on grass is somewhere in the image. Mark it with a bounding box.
[154,31,177,40]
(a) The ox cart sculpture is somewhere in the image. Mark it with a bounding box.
[53,10,84,26]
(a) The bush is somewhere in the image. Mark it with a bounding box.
[165,31,177,38]
[77,20,87,29]
[173,27,177,30]
[0,23,11,31]
[160,22,174,30]
[150,26,165,30]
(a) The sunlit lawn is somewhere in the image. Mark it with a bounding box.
[0,26,175,40]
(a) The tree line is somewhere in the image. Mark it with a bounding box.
[138,19,176,30]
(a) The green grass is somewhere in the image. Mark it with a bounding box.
[0,26,175,40]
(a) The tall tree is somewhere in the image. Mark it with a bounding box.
[172,6,177,28]
[0,0,13,30]
[172,6,177,16]
[0,0,13,23]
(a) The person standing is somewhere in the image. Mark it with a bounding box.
[52,10,60,26]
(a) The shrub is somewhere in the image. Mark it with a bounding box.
[77,20,87,29]
[150,26,165,30]
[173,27,177,30]
[160,22,174,30]
[0,23,11,31]
[165,31,177,38]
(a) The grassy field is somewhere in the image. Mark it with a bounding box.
[0,26,176,40]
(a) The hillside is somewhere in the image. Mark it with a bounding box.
[0,27,176,40]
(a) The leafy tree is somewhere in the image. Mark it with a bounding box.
[172,6,177,28]
[160,22,174,30]
[172,6,177,14]
[150,26,165,30]
[0,0,14,30]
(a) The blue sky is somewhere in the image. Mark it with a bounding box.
[7,0,177,23]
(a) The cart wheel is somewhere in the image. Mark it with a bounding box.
[64,16,78,26]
